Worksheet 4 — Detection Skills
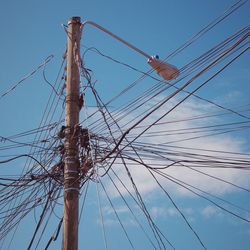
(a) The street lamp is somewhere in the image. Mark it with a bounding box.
[81,21,179,81]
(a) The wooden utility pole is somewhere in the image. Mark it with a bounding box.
[63,16,81,250]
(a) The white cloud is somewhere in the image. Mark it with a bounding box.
[92,95,250,200]
[150,206,194,219]
[200,205,221,218]
[96,205,137,227]
[150,207,178,218]
[102,205,130,216]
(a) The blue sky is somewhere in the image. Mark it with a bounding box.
[0,0,250,249]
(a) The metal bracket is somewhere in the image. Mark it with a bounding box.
[64,169,79,174]
[64,187,79,193]
[64,157,78,164]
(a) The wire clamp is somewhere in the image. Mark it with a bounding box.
[64,187,79,193]
[64,169,79,174]
[65,157,78,164]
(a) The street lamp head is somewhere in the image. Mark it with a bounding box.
[147,55,179,81]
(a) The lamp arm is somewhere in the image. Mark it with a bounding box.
[81,21,151,59]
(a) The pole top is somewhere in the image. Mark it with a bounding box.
[68,17,81,25]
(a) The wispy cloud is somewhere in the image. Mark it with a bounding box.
[200,205,221,218]
[103,96,250,200]
[150,206,194,219]
[102,205,130,216]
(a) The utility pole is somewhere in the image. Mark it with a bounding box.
[60,15,179,250]
[63,16,81,250]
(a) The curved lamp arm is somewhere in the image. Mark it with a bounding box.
[81,21,151,58]
[80,21,179,81]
